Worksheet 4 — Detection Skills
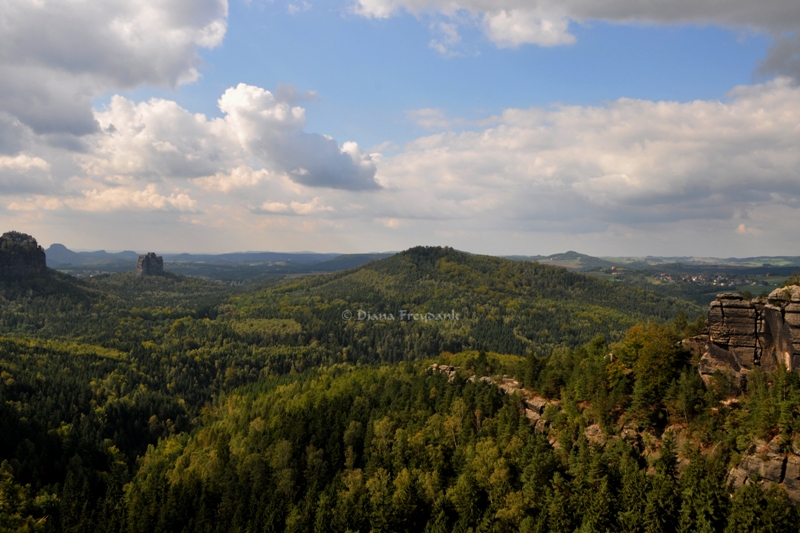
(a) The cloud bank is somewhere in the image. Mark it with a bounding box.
[382,79,800,231]
[352,0,800,79]
[3,77,800,254]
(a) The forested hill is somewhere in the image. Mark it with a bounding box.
[0,270,237,343]
[232,246,703,357]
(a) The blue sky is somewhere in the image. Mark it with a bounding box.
[2,0,800,256]
[108,2,772,149]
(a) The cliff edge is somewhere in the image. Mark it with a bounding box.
[687,287,800,390]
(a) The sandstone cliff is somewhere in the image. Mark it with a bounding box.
[691,288,800,389]
[136,253,164,277]
[727,434,800,503]
[0,231,47,279]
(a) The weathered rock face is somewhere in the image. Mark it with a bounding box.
[727,436,800,502]
[696,288,800,388]
[136,253,164,277]
[0,231,47,279]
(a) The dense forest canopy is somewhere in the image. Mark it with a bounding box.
[3,244,797,532]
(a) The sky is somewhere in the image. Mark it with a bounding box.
[1,0,800,256]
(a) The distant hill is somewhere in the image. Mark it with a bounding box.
[45,244,391,279]
[47,242,800,275]
[164,251,341,263]
[234,246,701,357]
[505,251,615,271]
[45,243,139,267]
[45,244,343,268]
[505,252,800,272]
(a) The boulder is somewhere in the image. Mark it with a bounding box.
[584,424,605,445]
[698,342,745,390]
[497,376,522,395]
[524,396,549,415]
[524,409,541,424]
[728,439,800,503]
[718,292,744,301]
[785,455,800,489]
[739,453,786,483]
[682,335,709,359]
[727,467,749,492]
[770,286,800,303]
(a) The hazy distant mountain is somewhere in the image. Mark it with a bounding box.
[306,253,395,272]
[163,251,341,263]
[45,244,393,279]
[45,243,139,267]
[46,244,343,268]
[46,242,800,276]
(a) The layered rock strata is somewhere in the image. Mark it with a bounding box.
[695,288,800,388]
[728,436,800,502]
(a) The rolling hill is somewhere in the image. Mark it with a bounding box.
[232,246,702,358]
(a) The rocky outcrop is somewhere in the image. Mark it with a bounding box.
[695,289,800,389]
[727,436,800,502]
[429,364,558,435]
[0,231,47,279]
[136,253,164,277]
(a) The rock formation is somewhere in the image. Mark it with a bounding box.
[688,288,800,501]
[727,435,800,502]
[691,288,800,389]
[136,253,164,277]
[429,364,557,435]
[0,231,47,279]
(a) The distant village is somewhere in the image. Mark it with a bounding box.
[652,272,770,287]
[597,264,773,289]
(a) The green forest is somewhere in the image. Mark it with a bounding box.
[2,245,798,532]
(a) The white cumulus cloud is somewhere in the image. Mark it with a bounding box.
[80,84,379,190]
[483,9,574,48]
[0,0,228,143]
[371,78,800,230]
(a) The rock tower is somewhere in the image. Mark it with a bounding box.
[0,231,47,279]
[136,253,164,277]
